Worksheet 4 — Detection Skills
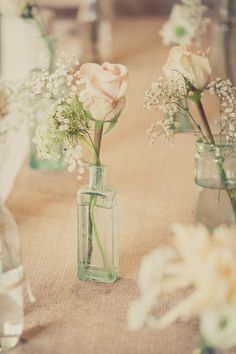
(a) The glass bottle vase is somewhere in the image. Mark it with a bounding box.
[194,137,236,230]
[210,0,236,85]
[0,202,24,351]
[77,164,119,283]
[77,0,113,63]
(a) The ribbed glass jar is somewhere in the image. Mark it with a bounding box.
[194,137,236,230]
[77,164,119,283]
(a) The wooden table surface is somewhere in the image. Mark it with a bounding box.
[7,18,204,354]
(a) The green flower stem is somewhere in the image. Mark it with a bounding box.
[196,100,214,145]
[87,196,94,265]
[90,196,112,277]
[196,99,236,222]
[87,121,104,264]
[86,120,112,277]
[93,121,104,165]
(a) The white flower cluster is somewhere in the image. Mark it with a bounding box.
[160,0,210,47]
[35,95,90,178]
[27,53,82,99]
[64,144,84,180]
[209,78,236,140]
[128,224,236,351]
[26,54,90,178]
[144,77,187,142]
[144,77,187,113]
[147,120,180,143]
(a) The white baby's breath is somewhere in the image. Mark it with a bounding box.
[208,78,236,140]
[25,54,90,178]
[27,53,82,100]
[64,143,84,178]
[144,76,187,142]
[145,46,236,145]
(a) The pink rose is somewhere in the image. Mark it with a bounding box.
[80,61,128,121]
[163,46,212,90]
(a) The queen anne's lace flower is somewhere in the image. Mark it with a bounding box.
[160,0,210,47]
[35,95,89,178]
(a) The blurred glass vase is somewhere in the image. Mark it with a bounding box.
[77,164,119,283]
[194,137,236,230]
[77,0,113,63]
[0,202,24,351]
[211,0,236,85]
[0,17,48,80]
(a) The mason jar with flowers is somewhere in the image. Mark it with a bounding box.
[144,46,236,230]
[27,54,128,283]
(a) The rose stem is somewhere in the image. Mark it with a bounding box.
[87,121,105,267]
[196,100,214,145]
[93,120,104,166]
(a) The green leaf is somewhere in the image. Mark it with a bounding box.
[104,112,121,135]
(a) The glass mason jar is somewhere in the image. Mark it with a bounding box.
[194,137,236,230]
[0,203,24,351]
[77,164,119,283]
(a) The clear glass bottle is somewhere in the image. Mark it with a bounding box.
[77,164,119,283]
[77,0,113,63]
[0,203,24,351]
[194,137,236,230]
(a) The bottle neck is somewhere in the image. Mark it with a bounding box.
[89,164,106,188]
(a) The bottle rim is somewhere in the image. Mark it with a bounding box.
[196,135,236,150]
